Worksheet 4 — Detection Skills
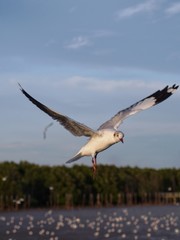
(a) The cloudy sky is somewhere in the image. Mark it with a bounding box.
[1,0,180,168]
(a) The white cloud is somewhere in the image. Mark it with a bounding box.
[92,29,115,38]
[65,36,91,49]
[165,2,180,16]
[61,76,164,93]
[44,39,56,48]
[116,0,158,19]
[64,30,114,50]
[68,6,77,14]
[0,142,27,150]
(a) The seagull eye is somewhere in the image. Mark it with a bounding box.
[114,132,118,137]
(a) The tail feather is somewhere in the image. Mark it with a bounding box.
[66,152,83,164]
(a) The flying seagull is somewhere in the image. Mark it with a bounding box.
[19,83,178,174]
[43,122,53,139]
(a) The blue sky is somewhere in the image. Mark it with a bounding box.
[0,0,180,168]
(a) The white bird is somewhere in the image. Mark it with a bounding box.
[19,83,178,174]
[43,122,53,139]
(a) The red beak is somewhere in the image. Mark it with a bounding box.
[120,138,124,143]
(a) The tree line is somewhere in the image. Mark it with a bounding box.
[0,161,180,209]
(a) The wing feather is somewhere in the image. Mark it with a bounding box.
[98,84,179,130]
[19,84,96,137]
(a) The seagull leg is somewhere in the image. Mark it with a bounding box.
[92,156,97,176]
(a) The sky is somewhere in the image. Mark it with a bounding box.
[0,0,180,169]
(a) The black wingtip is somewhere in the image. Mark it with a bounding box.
[18,82,23,91]
[172,84,179,90]
[18,83,29,97]
[168,84,179,92]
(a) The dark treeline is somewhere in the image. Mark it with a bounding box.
[0,161,180,209]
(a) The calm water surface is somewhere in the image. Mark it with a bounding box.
[0,205,179,240]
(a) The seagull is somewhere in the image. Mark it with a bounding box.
[43,122,53,139]
[19,83,178,174]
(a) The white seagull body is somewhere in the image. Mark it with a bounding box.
[19,84,178,174]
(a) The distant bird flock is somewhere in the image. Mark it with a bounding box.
[0,207,180,239]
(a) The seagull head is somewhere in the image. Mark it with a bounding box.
[113,131,124,143]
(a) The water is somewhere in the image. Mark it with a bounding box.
[0,205,179,240]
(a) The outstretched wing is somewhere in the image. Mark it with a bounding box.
[98,84,179,130]
[19,84,96,137]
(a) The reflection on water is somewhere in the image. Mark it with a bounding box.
[0,205,179,240]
